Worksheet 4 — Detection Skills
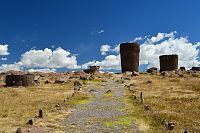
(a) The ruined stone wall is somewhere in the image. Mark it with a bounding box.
[159,55,178,72]
[90,66,100,72]
[120,43,140,72]
[84,66,100,74]
[6,74,34,87]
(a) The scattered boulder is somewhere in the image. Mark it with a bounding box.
[187,70,196,74]
[34,80,40,85]
[132,71,140,76]
[80,75,88,80]
[147,67,158,74]
[180,67,186,71]
[161,71,172,77]
[55,79,67,84]
[84,66,100,74]
[45,80,54,84]
[191,67,200,71]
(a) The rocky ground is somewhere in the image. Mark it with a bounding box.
[1,70,200,133]
[64,80,140,132]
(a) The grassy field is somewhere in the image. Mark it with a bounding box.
[0,75,92,133]
[0,72,200,132]
[124,72,200,132]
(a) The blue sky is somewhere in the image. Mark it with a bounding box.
[0,0,200,72]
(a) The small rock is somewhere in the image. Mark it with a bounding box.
[55,79,67,84]
[80,75,88,80]
[45,80,53,84]
[147,80,152,84]
[3,114,8,117]
[132,71,140,76]
[55,103,60,108]
[38,109,43,118]
[144,105,150,110]
[192,74,198,77]
[27,118,34,125]
[106,90,112,93]
[89,89,96,92]
[146,67,158,74]
[16,128,23,133]
[165,122,175,130]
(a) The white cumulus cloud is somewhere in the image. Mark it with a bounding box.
[27,68,56,73]
[0,47,80,73]
[0,62,22,73]
[100,44,119,55]
[0,44,9,55]
[20,47,80,69]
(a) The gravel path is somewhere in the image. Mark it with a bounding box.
[65,80,140,133]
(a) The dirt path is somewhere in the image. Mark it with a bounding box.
[64,80,140,133]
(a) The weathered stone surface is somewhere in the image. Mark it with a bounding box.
[159,55,178,72]
[84,66,100,74]
[180,67,186,71]
[27,118,34,125]
[6,74,34,87]
[55,79,67,84]
[80,75,88,80]
[191,67,200,71]
[120,43,140,72]
[146,67,158,73]
[132,71,140,76]
[39,109,43,118]
[45,80,54,84]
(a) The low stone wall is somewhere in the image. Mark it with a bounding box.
[5,74,34,87]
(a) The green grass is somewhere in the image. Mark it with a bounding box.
[67,92,91,105]
[104,116,135,127]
